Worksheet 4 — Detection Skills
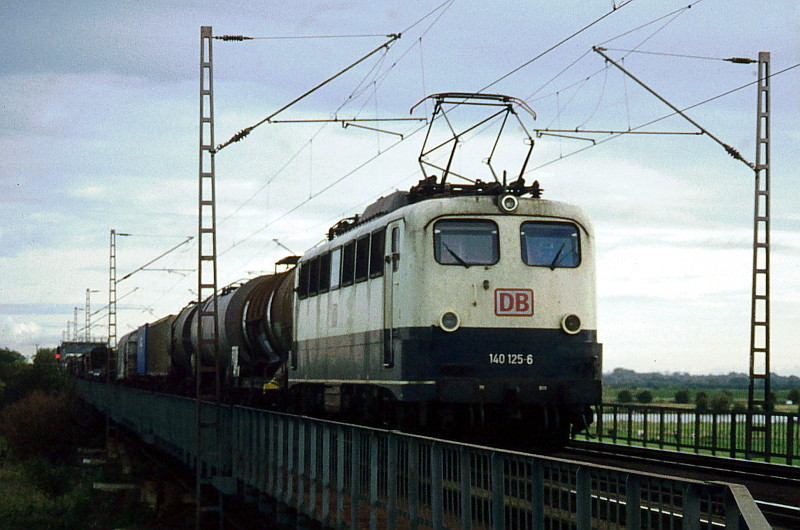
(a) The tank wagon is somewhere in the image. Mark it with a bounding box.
[114,272,295,390]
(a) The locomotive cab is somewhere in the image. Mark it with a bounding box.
[413,197,600,424]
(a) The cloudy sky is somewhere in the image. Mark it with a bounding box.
[2,1,798,374]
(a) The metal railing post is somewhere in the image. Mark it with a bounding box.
[387,433,398,528]
[349,432,361,530]
[431,443,444,529]
[408,439,420,528]
[335,425,345,529]
[490,452,505,530]
[369,432,380,530]
[576,466,591,529]
[625,474,641,530]
[683,484,701,530]
[459,445,472,529]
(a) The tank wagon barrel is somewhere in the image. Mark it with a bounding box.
[171,302,197,379]
[188,269,295,380]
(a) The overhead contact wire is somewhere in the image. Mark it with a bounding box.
[222,3,455,232]
[600,48,756,63]
[596,0,703,46]
[401,0,455,34]
[244,34,391,40]
[526,61,800,173]
[478,0,637,93]
[225,3,457,263]
[527,2,691,110]
[214,33,400,153]
[221,121,430,256]
[594,46,753,167]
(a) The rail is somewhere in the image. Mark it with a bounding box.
[76,381,770,529]
[578,402,799,464]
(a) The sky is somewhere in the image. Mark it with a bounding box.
[1,1,798,375]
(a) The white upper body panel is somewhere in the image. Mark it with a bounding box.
[295,194,596,341]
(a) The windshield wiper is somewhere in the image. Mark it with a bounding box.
[443,243,470,268]
[550,242,566,270]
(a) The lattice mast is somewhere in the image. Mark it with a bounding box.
[72,306,81,341]
[108,230,119,352]
[196,25,224,529]
[747,52,771,456]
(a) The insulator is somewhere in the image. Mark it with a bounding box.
[231,127,253,142]
[726,57,756,64]
[215,35,252,41]
[724,144,744,161]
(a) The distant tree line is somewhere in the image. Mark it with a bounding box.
[605,368,800,391]
[615,387,791,412]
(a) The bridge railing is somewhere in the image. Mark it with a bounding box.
[76,380,770,529]
[580,402,799,464]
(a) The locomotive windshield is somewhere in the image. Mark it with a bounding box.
[520,222,580,268]
[434,219,499,267]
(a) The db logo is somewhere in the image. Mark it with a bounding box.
[494,289,534,316]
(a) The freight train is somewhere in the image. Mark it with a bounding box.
[67,94,603,445]
[68,175,602,445]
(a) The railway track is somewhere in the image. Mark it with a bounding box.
[557,439,800,529]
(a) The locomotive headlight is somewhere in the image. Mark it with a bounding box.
[561,314,581,335]
[440,311,460,332]
[497,194,519,214]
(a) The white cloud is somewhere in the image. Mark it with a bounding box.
[0,316,44,356]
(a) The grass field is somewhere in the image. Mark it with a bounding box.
[581,395,800,464]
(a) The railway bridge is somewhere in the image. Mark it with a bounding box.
[76,380,771,529]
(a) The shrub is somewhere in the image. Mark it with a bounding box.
[635,390,653,404]
[0,391,81,461]
[708,391,733,413]
[788,388,800,404]
[21,457,76,496]
[674,389,690,404]
[695,391,709,412]
[617,390,633,403]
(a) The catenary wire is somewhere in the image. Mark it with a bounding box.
[600,48,751,62]
[477,0,637,93]
[524,61,800,174]
[220,121,430,256]
[596,0,703,46]
[219,3,454,230]
[401,0,455,34]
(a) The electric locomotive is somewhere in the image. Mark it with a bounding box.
[289,177,601,442]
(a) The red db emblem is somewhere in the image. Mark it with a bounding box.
[494,289,534,316]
